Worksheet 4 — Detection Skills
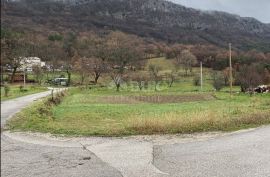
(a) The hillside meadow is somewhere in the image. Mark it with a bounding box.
[5,58,270,136]
[6,84,270,136]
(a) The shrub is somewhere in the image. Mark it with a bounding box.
[212,72,225,91]
[48,90,68,105]
[4,84,10,97]
[193,74,200,86]
[19,85,28,92]
[38,105,52,117]
[37,90,68,118]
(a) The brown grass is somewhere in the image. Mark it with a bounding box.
[126,110,270,134]
[97,94,215,104]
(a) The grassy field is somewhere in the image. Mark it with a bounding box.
[6,86,270,136]
[1,84,48,101]
[5,58,270,136]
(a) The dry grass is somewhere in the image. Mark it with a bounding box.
[126,110,270,134]
[95,94,215,104]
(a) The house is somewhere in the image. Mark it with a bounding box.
[19,57,46,72]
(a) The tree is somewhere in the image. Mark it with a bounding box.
[212,71,225,91]
[190,45,219,67]
[107,31,143,91]
[131,73,150,91]
[87,38,111,84]
[63,32,77,86]
[214,52,229,70]
[3,39,33,83]
[175,50,197,76]
[109,47,135,91]
[36,43,64,80]
[165,70,177,88]
[148,64,162,91]
[167,44,183,60]
[82,38,112,84]
[236,64,262,93]
[73,57,90,85]
[262,68,270,84]
[73,56,108,85]
[32,65,43,85]
[89,57,108,84]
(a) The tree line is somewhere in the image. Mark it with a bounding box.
[1,27,270,92]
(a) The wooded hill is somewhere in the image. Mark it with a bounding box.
[2,0,270,52]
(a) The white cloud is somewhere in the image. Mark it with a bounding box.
[169,0,270,23]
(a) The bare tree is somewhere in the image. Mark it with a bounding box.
[107,32,143,91]
[165,70,177,88]
[3,39,33,83]
[88,57,108,84]
[109,47,135,91]
[148,64,162,91]
[73,56,89,85]
[236,64,262,93]
[63,32,77,86]
[175,50,197,76]
[131,73,150,91]
[32,65,43,85]
[36,43,64,80]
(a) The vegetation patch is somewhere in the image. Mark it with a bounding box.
[97,94,215,104]
[6,89,270,136]
[126,110,270,134]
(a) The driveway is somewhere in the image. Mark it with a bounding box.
[1,92,270,177]
[1,91,51,126]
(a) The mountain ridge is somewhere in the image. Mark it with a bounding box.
[2,0,270,52]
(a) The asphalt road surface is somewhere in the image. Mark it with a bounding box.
[1,92,270,177]
[1,91,52,126]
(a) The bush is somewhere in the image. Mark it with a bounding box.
[4,84,10,97]
[37,90,68,118]
[38,105,52,117]
[212,72,225,91]
[48,90,67,106]
[19,85,28,92]
[193,74,200,86]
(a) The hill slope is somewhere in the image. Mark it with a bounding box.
[2,0,270,51]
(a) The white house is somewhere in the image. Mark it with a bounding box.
[20,57,46,72]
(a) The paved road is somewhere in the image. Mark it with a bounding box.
[154,126,270,177]
[1,92,270,177]
[1,91,51,126]
[1,91,122,177]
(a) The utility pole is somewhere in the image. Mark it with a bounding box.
[24,68,26,88]
[200,61,203,91]
[23,59,27,88]
[229,43,233,97]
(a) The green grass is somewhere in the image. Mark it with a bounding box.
[5,63,270,136]
[1,84,48,101]
[6,87,270,136]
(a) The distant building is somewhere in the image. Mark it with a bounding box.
[8,73,27,82]
[19,57,46,72]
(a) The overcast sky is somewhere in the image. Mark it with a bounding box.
[169,0,270,23]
